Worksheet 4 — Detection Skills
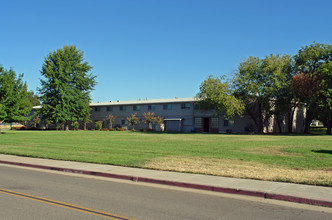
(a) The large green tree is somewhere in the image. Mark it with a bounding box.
[0,65,31,133]
[39,46,96,130]
[294,42,332,134]
[233,54,292,133]
[196,75,245,120]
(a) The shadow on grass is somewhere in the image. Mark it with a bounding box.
[312,150,332,155]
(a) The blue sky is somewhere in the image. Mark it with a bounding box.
[1,0,331,102]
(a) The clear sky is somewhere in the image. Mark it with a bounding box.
[1,0,332,102]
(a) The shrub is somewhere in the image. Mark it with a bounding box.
[102,128,109,131]
[56,123,63,130]
[131,128,136,132]
[19,126,27,130]
[95,121,103,130]
[32,116,41,128]
[71,121,80,130]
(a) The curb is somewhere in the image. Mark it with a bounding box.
[1,160,331,208]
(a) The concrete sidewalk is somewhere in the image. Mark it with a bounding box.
[0,154,331,208]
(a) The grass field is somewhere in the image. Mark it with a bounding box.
[0,130,331,186]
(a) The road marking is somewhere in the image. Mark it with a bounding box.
[0,188,136,220]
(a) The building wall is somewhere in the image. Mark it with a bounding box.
[193,111,256,133]
[90,102,195,132]
[29,98,306,133]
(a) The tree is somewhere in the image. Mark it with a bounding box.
[105,114,116,129]
[155,116,165,132]
[126,113,139,128]
[82,113,92,130]
[318,62,332,134]
[0,65,32,133]
[266,55,295,133]
[294,42,332,134]
[39,45,96,130]
[196,75,245,120]
[143,112,155,130]
[233,54,292,133]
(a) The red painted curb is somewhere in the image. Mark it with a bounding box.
[265,193,332,208]
[1,160,331,208]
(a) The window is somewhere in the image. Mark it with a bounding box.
[94,107,101,112]
[224,119,234,128]
[107,106,113,111]
[121,120,128,125]
[163,104,172,110]
[181,103,191,109]
[148,105,156,110]
[133,105,141,111]
[120,106,126,111]
[194,118,202,128]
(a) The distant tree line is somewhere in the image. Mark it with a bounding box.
[197,42,332,135]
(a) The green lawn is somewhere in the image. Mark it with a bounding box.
[0,130,331,186]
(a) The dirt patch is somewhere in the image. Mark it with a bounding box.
[239,146,302,157]
[143,156,332,186]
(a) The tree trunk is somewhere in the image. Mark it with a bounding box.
[245,106,259,134]
[327,119,332,135]
[304,110,313,134]
[276,115,282,134]
[84,122,87,130]
[287,109,295,134]
[0,120,6,134]
[257,103,264,134]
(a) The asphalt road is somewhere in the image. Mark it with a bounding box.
[0,164,331,220]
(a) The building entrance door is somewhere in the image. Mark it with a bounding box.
[203,117,210,132]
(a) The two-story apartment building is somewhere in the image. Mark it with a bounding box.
[90,97,271,133]
[31,97,305,133]
[90,97,196,132]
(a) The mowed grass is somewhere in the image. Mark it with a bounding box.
[0,130,331,186]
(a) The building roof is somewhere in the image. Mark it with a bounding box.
[32,97,198,109]
[90,97,197,107]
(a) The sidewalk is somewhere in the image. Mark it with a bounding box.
[0,154,331,208]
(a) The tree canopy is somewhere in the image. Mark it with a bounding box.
[0,65,31,133]
[294,42,332,134]
[197,43,332,134]
[233,54,292,133]
[38,45,96,130]
[196,75,244,120]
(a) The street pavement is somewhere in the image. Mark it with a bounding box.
[2,165,332,220]
[0,154,331,208]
